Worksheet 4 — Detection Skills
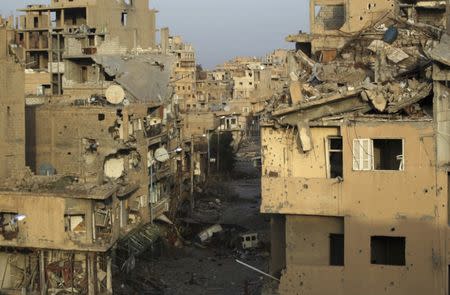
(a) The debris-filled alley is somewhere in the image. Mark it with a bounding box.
[1,0,450,294]
[115,153,269,295]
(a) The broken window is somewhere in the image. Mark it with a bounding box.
[0,212,21,240]
[353,139,404,171]
[329,233,344,266]
[371,236,405,266]
[373,139,404,170]
[327,137,343,178]
[121,12,128,26]
[64,214,86,233]
[94,200,112,242]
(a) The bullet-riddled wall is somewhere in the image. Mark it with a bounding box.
[261,120,448,295]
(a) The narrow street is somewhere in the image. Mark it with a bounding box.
[116,150,270,295]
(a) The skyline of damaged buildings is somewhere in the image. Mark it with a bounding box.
[2,0,450,294]
[262,0,450,294]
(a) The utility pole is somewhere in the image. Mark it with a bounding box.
[207,130,210,175]
[217,131,220,172]
[190,135,194,211]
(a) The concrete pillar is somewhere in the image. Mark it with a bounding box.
[106,257,113,294]
[270,215,286,277]
[161,27,169,53]
[39,251,46,295]
[87,253,97,295]
[447,0,450,35]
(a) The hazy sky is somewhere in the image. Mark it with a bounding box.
[0,0,310,68]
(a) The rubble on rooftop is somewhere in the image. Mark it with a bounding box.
[268,12,440,133]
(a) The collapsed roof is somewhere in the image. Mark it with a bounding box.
[268,14,442,129]
[93,53,177,104]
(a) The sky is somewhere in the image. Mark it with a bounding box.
[0,0,310,68]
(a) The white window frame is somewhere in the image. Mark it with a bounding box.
[325,136,343,178]
[352,138,373,171]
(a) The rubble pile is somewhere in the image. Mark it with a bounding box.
[279,14,441,123]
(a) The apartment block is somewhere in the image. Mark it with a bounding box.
[16,0,156,95]
[262,1,450,294]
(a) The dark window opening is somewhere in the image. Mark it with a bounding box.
[373,139,403,171]
[330,233,344,266]
[98,114,105,121]
[81,66,88,83]
[104,71,115,82]
[371,236,405,266]
[328,137,343,178]
[88,35,95,47]
[121,12,128,26]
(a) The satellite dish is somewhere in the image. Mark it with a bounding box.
[105,85,125,105]
[154,147,170,162]
[223,105,231,112]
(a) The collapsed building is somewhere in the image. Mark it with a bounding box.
[0,1,204,294]
[261,0,450,294]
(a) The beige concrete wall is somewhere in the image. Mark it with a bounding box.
[25,72,51,95]
[262,126,339,179]
[26,104,168,226]
[29,106,121,180]
[183,112,219,138]
[88,0,156,49]
[0,31,25,179]
[286,216,344,266]
[311,0,394,35]
[261,120,448,294]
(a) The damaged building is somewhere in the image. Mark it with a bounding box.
[16,0,157,96]
[262,0,450,294]
[0,19,25,180]
[0,1,203,293]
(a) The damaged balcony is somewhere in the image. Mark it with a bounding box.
[0,175,122,252]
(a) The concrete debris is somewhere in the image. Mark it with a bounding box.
[289,81,304,104]
[197,224,224,243]
[368,40,410,64]
[429,34,450,66]
[93,54,176,104]
[267,15,439,132]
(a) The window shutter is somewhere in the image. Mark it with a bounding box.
[353,139,372,170]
